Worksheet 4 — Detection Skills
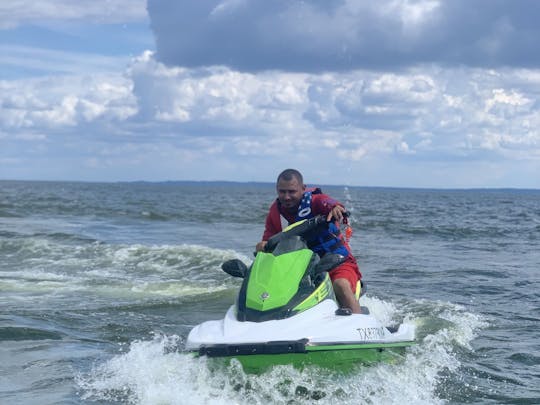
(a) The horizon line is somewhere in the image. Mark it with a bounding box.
[1,178,539,191]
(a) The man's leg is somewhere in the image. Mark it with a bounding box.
[333,278,361,313]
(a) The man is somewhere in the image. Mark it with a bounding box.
[256,169,362,313]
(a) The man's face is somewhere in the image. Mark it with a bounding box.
[276,177,305,212]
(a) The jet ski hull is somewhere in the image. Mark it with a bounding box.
[196,340,412,373]
[186,300,415,373]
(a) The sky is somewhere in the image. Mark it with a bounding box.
[1,0,540,188]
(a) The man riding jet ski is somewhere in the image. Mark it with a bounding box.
[185,171,415,372]
[256,169,362,313]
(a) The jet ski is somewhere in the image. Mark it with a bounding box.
[185,215,415,373]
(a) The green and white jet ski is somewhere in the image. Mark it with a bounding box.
[185,215,415,373]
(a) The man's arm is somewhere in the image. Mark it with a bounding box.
[313,194,347,222]
[256,202,280,252]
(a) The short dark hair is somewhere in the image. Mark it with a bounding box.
[277,169,303,184]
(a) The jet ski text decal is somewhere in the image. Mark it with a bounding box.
[356,327,385,340]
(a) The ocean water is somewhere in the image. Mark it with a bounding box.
[1,180,539,404]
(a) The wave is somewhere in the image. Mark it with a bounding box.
[0,240,250,309]
[0,326,64,342]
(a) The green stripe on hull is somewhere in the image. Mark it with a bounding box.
[202,344,413,374]
[306,341,414,351]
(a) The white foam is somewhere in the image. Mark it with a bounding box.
[78,335,247,405]
[436,303,489,350]
[359,295,399,325]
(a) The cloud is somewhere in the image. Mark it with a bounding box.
[4,52,539,166]
[148,0,540,72]
[0,0,147,29]
[0,73,136,133]
[0,45,133,78]
[128,51,310,134]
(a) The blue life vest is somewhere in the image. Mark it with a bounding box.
[295,189,350,258]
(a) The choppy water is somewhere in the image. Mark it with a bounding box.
[1,180,539,404]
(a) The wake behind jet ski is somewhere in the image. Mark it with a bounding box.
[185,215,415,373]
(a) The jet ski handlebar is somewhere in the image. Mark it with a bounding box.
[264,212,349,253]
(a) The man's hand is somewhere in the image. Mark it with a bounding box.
[255,240,267,252]
[327,205,347,223]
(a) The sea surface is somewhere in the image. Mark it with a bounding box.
[1,180,539,404]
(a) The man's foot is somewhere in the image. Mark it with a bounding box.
[335,307,352,316]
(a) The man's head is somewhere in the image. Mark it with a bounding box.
[276,169,305,213]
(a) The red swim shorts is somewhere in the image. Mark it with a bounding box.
[329,256,362,294]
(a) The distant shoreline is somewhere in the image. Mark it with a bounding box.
[1,178,539,192]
